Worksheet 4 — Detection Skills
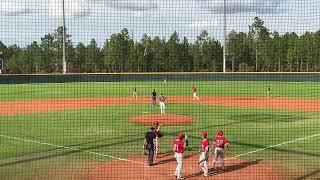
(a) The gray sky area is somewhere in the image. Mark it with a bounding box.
[0,0,319,47]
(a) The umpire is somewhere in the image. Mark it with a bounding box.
[152,89,157,106]
[144,127,156,166]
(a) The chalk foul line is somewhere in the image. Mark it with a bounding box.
[0,134,144,165]
[226,133,320,160]
[2,133,320,165]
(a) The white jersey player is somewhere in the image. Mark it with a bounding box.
[159,94,166,115]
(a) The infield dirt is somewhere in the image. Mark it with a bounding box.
[1,96,320,117]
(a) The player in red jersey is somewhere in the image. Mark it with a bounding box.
[172,133,187,179]
[212,130,229,170]
[153,122,162,157]
[198,131,210,177]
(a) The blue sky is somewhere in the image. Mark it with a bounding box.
[0,0,319,47]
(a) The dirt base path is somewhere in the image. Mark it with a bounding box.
[1,96,320,117]
[88,154,282,180]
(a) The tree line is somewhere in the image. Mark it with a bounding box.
[0,17,319,73]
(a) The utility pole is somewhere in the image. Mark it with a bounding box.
[254,27,260,72]
[223,0,227,72]
[0,51,3,74]
[62,0,67,74]
[255,46,258,71]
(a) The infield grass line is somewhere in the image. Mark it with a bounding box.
[226,133,320,161]
[0,134,144,165]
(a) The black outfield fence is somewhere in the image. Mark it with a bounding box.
[1,73,320,84]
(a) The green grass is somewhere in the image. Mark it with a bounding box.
[1,81,320,101]
[0,103,319,179]
[0,81,320,179]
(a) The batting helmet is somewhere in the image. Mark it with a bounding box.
[153,121,160,126]
[178,133,185,140]
[217,130,223,136]
[201,131,207,138]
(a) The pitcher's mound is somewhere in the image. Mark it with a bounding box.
[131,114,193,125]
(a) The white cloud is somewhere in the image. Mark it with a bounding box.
[0,1,33,16]
[0,0,156,18]
[191,20,218,28]
[48,0,91,18]
[201,0,285,14]
[0,0,91,18]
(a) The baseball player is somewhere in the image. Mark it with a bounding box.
[212,130,229,171]
[192,85,200,101]
[172,133,187,179]
[198,131,210,177]
[153,121,162,157]
[266,85,271,98]
[133,87,137,99]
[152,89,157,106]
[159,93,166,115]
[144,127,156,166]
[163,79,167,84]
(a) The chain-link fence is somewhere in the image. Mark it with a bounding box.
[1,1,320,180]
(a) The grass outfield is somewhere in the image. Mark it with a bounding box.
[1,81,320,101]
[0,81,320,179]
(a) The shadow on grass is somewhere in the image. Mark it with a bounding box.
[0,112,315,167]
[0,136,145,167]
[184,159,262,179]
[153,154,195,166]
[294,169,320,180]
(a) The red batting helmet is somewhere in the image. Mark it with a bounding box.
[153,122,160,126]
[178,133,185,140]
[201,131,207,138]
[217,130,223,136]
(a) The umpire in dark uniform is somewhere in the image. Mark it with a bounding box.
[144,127,156,166]
[152,89,157,106]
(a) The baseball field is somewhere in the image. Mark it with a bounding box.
[0,80,320,179]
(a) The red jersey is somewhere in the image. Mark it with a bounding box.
[154,126,160,137]
[159,96,166,102]
[172,139,185,153]
[214,136,228,149]
[201,138,209,153]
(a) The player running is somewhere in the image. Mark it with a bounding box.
[159,94,166,115]
[152,89,157,106]
[192,85,200,101]
[172,133,187,179]
[144,127,156,166]
[198,131,209,177]
[212,130,229,171]
[153,121,161,157]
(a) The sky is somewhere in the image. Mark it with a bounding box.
[0,0,319,47]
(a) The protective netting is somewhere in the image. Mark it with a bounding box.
[0,1,320,180]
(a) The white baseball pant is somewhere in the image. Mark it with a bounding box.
[174,152,183,178]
